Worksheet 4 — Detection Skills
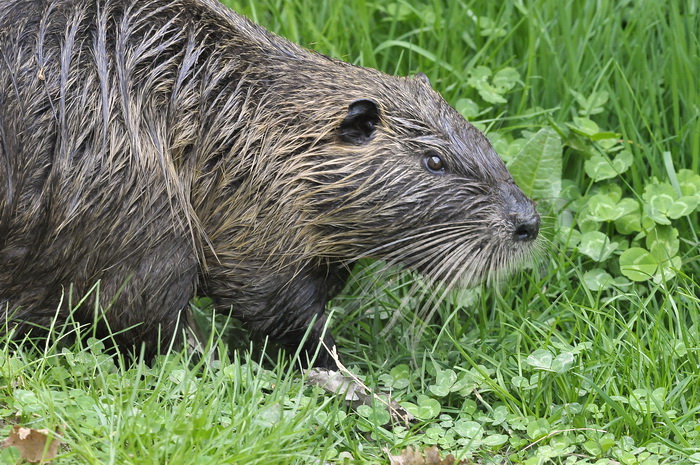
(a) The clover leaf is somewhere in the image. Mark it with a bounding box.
[619,248,657,282]
[571,89,609,116]
[583,268,614,291]
[578,231,618,262]
[678,169,700,196]
[584,150,633,181]
[643,180,700,222]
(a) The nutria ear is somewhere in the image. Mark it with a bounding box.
[415,72,431,86]
[339,99,380,145]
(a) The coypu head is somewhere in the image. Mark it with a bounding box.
[260,66,541,290]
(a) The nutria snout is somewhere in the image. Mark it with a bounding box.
[500,183,541,242]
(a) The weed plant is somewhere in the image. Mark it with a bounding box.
[1,0,698,463]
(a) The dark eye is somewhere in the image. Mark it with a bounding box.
[423,153,446,174]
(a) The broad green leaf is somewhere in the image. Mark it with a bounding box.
[491,406,508,425]
[598,183,623,202]
[643,179,700,219]
[13,389,40,407]
[560,179,582,203]
[423,425,446,442]
[551,352,575,373]
[488,132,509,157]
[678,169,700,196]
[356,405,391,425]
[468,65,491,83]
[526,418,550,439]
[556,226,581,249]
[477,16,506,38]
[585,154,614,181]
[583,268,613,291]
[644,182,676,211]
[492,67,519,92]
[646,226,680,259]
[612,150,633,172]
[401,395,441,420]
[428,384,449,397]
[577,209,602,233]
[666,196,699,218]
[587,193,638,222]
[619,248,657,282]
[654,256,682,283]
[507,127,562,200]
[584,150,633,181]
[629,388,666,415]
[568,116,599,137]
[455,98,480,119]
[436,369,457,388]
[468,66,508,104]
[643,203,672,225]
[588,90,609,109]
[614,198,640,219]
[429,369,457,396]
[418,7,436,27]
[571,89,609,115]
[417,395,441,419]
[454,420,483,439]
[255,404,282,428]
[381,3,413,21]
[578,231,618,262]
[587,193,617,221]
[615,211,642,234]
[511,376,531,389]
[477,86,507,104]
[570,89,590,111]
[526,349,553,370]
[387,364,411,389]
[483,434,509,446]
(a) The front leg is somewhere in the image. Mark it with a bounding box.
[206,263,349,368]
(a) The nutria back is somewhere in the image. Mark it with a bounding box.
[0,0,539,367]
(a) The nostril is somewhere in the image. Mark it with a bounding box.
[513,216,540,242]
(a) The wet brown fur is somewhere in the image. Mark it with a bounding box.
[0,0,539,367]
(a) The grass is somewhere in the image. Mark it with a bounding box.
[1,0,699,463]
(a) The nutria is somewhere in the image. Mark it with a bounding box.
[0,0,540,368]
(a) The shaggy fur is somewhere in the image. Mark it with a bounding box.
[0,0,539,367]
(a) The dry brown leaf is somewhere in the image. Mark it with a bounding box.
[1,425,62,463]
[385,446,471,465]
[309,342,415,427]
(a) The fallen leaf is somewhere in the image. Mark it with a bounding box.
[1,425,62,463]
[385,446,472,465]
[307,345,416,428]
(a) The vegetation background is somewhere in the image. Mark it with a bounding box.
[1,0,698,463]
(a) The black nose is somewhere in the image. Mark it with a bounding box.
[512,214,540,242]
[499,182,540,242]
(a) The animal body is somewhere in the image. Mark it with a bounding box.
[0,0,539,367]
